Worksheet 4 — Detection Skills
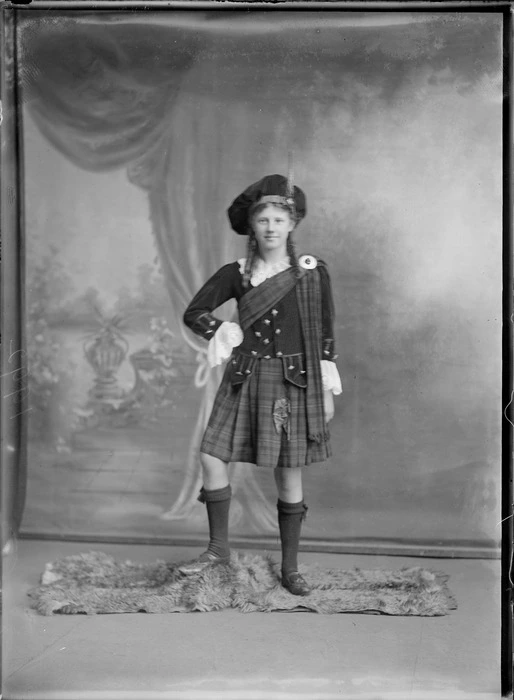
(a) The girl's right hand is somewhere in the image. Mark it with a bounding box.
[324,390,335,423]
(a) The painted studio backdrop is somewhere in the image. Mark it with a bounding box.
[17,10,501,554]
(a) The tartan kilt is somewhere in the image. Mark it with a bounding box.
[200,358,332,469]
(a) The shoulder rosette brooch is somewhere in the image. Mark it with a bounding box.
[298,254,318,270]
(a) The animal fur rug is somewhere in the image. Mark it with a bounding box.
[28,550,457,616]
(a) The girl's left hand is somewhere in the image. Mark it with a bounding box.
[324,390,334,423]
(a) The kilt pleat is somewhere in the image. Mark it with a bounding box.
[200,359,331,469]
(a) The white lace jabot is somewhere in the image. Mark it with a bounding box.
[237,256,291,287]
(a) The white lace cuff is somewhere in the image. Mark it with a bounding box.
[321,360,343,395]
[207,321,244,368]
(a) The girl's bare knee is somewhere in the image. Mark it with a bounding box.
[200,453,229,490]
[274,467,303,502]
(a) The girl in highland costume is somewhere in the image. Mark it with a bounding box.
[180,174,342,595]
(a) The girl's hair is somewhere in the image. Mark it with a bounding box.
[242,231,259,288]
[241,202,302,288]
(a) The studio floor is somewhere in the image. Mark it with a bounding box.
[2,539,501,700]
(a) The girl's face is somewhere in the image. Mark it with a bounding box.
[251,204,295,255]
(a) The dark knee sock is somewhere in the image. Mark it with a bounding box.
[198,485,231,558]
[277,499,308,576]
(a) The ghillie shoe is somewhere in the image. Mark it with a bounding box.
[177,550,231,575]
[281,571,311,596]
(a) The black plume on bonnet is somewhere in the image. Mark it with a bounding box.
[227,174,307,236]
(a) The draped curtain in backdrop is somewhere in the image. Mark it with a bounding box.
[19,14,289,533]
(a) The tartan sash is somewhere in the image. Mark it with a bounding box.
[238,265,328,444]
[238,267,304,331]
[296,267,328,443]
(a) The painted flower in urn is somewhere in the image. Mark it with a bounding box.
[83,305,130,401]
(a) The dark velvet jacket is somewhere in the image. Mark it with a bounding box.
[183,259,337,387]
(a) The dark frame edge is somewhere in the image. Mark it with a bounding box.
[3,0,514,10]
[502,4,513,698]
[1,7,27,551]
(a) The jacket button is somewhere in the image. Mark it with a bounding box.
[271,309,278,316]
[323,349,330,355]
[209,320,216,327]
[245,369,251,374]
[264,355,271,360]
[263,339,270,345]
[275,329,281,335]
[300,370,306,374]
[288,365,295,370]
[251,350,258,356]
[263,319,271,325]
[276,351,283,357]
[255,331,262,337]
